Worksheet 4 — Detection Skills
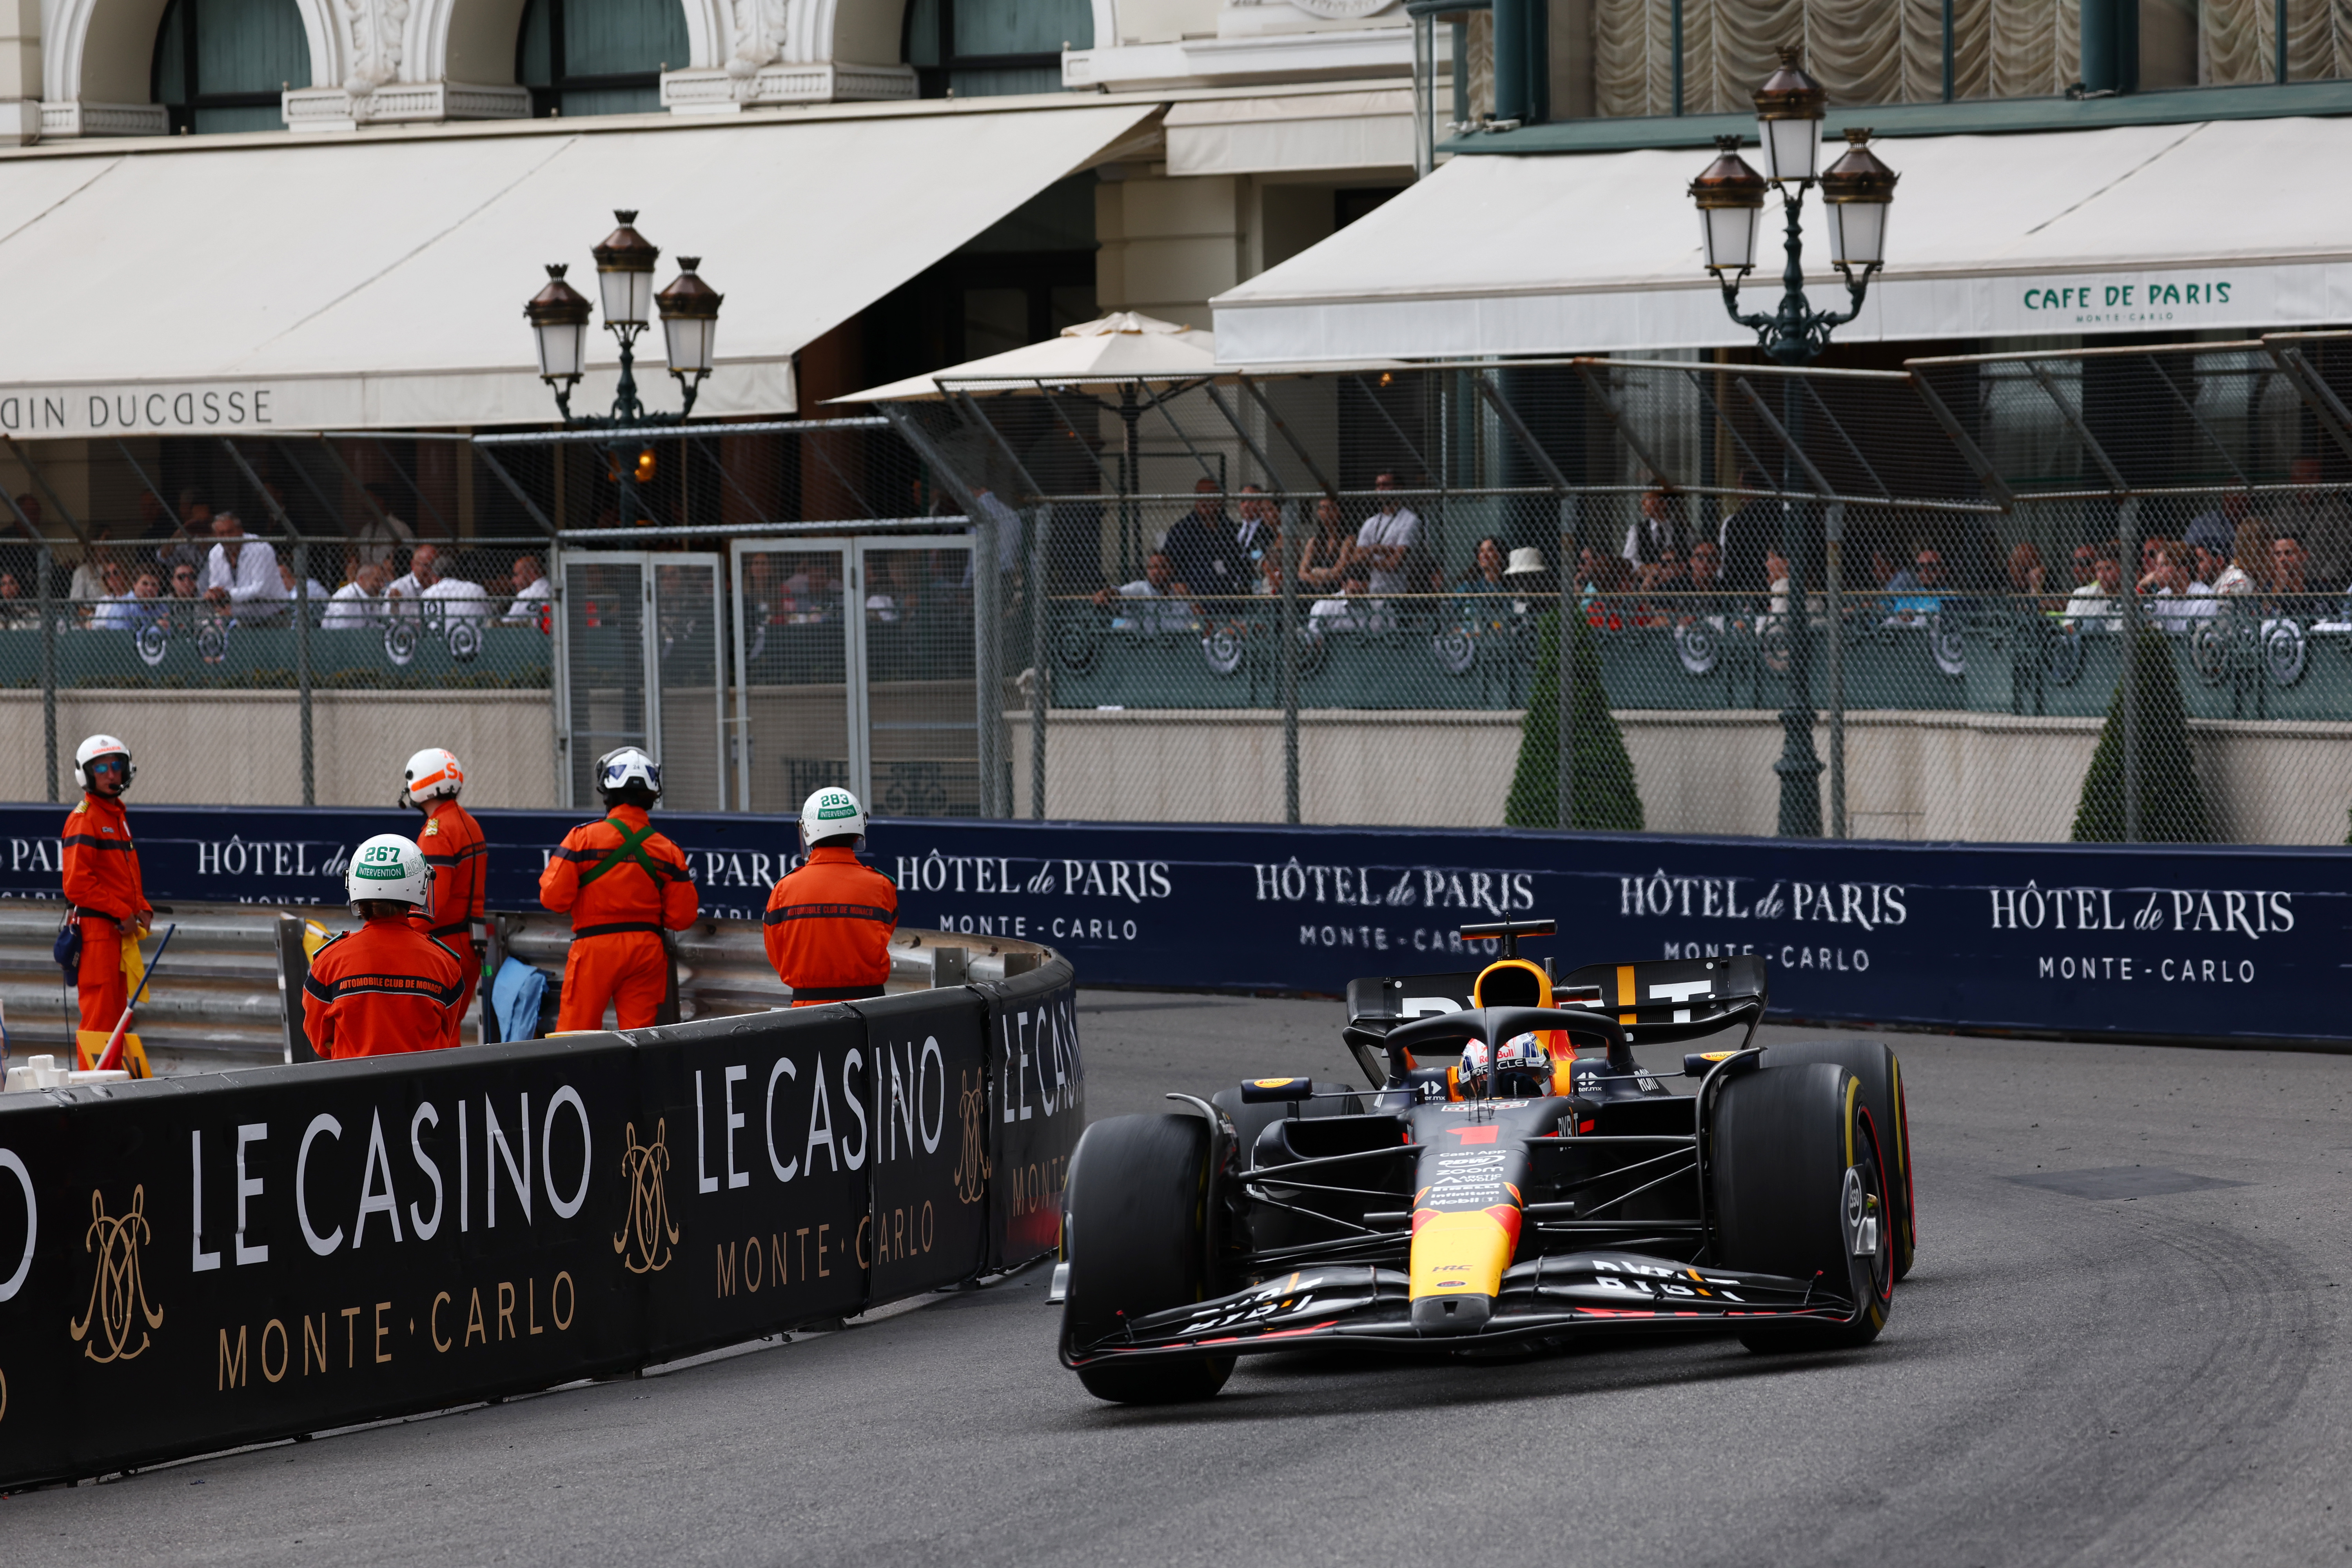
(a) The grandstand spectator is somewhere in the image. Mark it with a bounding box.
[2270,532,2310,598]
[1093,550,1196,634]
[1884,547,1947,625]
[1309,571,1388,634]
[1355,472,1420,596]
[1621,485,1681,568]
[2139,539,2210,632]
[67,527,110,610]
[279,558,331,610]
[89,560,139,630]
[2214,517,2271,596]
[2064,541,2123,630]
[323,562,387,629]
[0,571,33,630]
[2280,455,2352,590]
[503,555,551,624]
[2006,540,2050,600]
[1717,469,1776,594]
[1161,479,1245,597]
[201,512,289,624]
[1298,497,1353,589]
[1456,537,1510,594]
[1687,540,1724,595]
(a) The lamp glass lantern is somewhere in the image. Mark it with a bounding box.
[1818,128,1898,269]
[1752,47,1827,185]
[1690,138,1768,274]
[592,209,661,328]
[525,264,593,384]
[656,258,724,380]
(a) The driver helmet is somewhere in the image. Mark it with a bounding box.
[1494,1031,1553,1095]
[1457,1036,1491,1092]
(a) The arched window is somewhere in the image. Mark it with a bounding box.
[904,0,1090,97]
[517,0,689,116]
[152,0,312,133]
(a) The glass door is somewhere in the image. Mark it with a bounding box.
[731,539,856,814]
[556,550,728,811]
[856,534,976,818]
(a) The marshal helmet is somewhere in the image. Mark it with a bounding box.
[800,786,867,849]
[346,833,432,911]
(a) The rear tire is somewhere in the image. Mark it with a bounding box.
[1711,1062,1895,1354]
[1061,1114,1234,1404]
[1761,1040,1916,1279]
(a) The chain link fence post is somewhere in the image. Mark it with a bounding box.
[294,539,315,808]
[1282,503,1301,825]
[2118,498,2140,843]
[1029,508,1048,820]
[1825,501,1846,839]
[1556,525,1573,832]
[38,543,56,803]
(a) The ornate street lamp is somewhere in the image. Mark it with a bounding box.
[1692,50,1896,367]
[1686,49,1899,838]
[524,210,722,428]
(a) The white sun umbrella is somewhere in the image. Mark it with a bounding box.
[830,311,1221,403]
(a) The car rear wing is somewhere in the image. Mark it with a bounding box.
[1554,954,1768,1050]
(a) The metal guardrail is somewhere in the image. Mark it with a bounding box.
[0,902,1042,1073]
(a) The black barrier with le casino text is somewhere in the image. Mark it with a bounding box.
[0,959,1080,1487]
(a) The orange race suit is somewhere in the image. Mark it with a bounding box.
[537,805,699,1031]
[60,791,150,1036]
[763,846,898,1005]
[302,916,465,1058]
[412,797,488,1023]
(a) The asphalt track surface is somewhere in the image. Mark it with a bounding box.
[11,994,2352,1567]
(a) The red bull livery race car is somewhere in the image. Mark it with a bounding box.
[1054,919,1916,1403]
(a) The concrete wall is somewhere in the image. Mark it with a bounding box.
[1008,707,2352,844]
[0,689,558,809]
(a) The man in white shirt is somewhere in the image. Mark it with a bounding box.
[1353,473,1419,597]
[2063,543,2123,632]
[503,555,551,624]
[423,574,493,622]
[201,512,289,623]
[323,562,387,629]
[1092,550,1196,634]
[385,542,438,610]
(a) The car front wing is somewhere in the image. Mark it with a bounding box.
[1062,1251,1858,1367]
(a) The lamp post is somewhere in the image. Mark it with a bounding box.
[526,210,724,429]
[1687,49,1896,836]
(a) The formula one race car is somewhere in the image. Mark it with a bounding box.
[1054,919,1916,1403]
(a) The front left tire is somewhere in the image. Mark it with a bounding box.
[1060,1113,1234,1404]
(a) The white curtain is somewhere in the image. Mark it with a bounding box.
[1596,0,2084,115]
[2202,0,2352,84]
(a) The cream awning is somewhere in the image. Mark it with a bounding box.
[1211,116,2352,364]
[0,100,1158,436]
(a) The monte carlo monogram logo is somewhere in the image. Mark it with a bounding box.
[69,1187,163,1363]
[953,1069,991,1206]
[614,1120,679,1274]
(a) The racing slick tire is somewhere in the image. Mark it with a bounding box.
[1061,1113,1235,1405]
[1760,1040,1916,1280]
[1710,1062,1896,1354]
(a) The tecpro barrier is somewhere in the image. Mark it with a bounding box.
[0,955,1080,1486]
[0,804,2344,1045]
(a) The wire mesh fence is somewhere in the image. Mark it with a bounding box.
[13,339,2352,844]
[907,333,2352,845]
